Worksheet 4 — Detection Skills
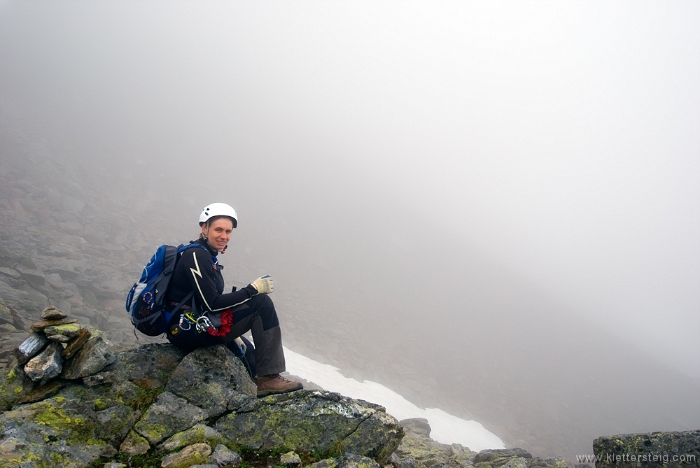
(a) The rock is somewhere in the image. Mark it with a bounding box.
[0,396,109,467]
[15,380,64,405]
[24,341,62,384]
[529,457,570,468]
[82,371,120,387]
[62,335,115,379]
[43,322,81,338]
[14,332,49,365]
[211,443,243,466]
[61,326,91,359]
[400,418,432,437]
[0,298,17,327]
[29,318,77,332]
[133,391,206,445]
[161,442,212,468]
[14,264,45,290]
[474,449,533,465]
[0,278,48,320]
[593,430,700,468]
[40,306,67,320]
[45,272,65,289]
[214,390,403,464]
[308,454,381,468]
[94,404,142,447]
[0,267,21,280]
[119,430,150,455]
[159,424,226,452]
[46,334,71,343]
[108,343,186,388]
[281,451,303,466]
[165,344,257,418]
[393,418,476,468]
[100,443,118,458]
[227,392,257,412]
[0,365,33,410]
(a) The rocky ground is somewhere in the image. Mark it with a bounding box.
[0,304,574,468]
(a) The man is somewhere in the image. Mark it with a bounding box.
[166,202,302,397]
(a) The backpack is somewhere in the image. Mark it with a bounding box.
[125,243,205,336]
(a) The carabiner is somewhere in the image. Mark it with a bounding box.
[196,315,214,333]
[178,313,192,331]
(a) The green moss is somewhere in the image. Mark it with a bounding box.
[7,367,17,381]
[32,399,106,447]
[14,386,22,393]
[136,422,169,443]
[36,405,79,428]
[0,451,49,468]
[94,398,107,411]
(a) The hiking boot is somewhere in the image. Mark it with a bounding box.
[257,374,303,397]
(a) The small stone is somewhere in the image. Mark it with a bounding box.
[15,332,49,365]
[281,451,302,466]
[159,424,225,452]
[15,380,64,404]
[132,377,163,389]
[47,334,71,343]
[62,334,115,379]
[30,318,77,332]
[61,327,91,359]
[44,323,81,338]
[41,306,67,320]
[119,430,150,455]
[83,371,118,387]
[211,444,242,467]
[161,443,212,468]
[24,342,63,384]
[100,444,118,458]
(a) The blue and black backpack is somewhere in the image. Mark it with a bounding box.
[125,243,205,336]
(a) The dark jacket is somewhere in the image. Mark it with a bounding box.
[167,239,258,313]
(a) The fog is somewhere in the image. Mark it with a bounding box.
[1,0,698,457]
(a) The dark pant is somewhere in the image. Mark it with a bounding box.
[167,294,286,376]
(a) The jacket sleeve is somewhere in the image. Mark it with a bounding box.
[180,247,258,312]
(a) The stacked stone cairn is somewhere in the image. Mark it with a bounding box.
[13,306,114,404]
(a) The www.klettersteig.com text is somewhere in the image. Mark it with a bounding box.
[576,453,697,464]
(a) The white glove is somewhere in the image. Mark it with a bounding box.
[251,275,274,294]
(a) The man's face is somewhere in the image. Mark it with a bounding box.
[202,217,234,252]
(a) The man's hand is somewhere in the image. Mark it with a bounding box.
[251,275,274,294]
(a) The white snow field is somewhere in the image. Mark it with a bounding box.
[283,347,505,452]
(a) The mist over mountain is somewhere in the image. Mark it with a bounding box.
[1,0,698,459]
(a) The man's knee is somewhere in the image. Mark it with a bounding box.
[251,293,273,308]
[253,294,279,330]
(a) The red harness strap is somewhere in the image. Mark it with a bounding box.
[206,309,233,337]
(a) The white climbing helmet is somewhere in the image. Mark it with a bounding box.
[199,203,238,228]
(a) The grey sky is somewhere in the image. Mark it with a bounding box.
[1,0,698,445]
